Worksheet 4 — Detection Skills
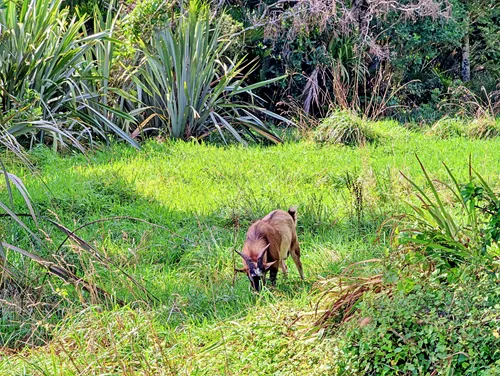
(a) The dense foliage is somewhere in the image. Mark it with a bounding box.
[1,0,497,151]
[338,270,500,375]
[0,0,140,153]
[223,0,499,122]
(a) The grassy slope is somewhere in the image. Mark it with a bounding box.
[1,124,500,374]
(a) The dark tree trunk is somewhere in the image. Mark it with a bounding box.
[353,0,370,35]
[462,33,471,82]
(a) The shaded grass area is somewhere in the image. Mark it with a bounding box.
[1,125,500,374]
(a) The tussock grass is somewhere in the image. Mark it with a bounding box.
[426,117,467,139]
[313,111,382,146]
[468,117,500,139]
[425,116,500,140]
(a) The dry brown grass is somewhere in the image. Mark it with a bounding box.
[312,263,386,330]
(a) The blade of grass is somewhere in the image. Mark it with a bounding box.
[0,158,14,209]
[48,219,159,303]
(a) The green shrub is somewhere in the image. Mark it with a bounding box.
[217,12,244,58]
[314,111,381,146]
[66,0,106,15]
[122,0,174,44]
[337,270,500,375]
[120,1,244,57]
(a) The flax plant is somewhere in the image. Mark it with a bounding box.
[0,0,138,151]
[135,0,290,144]
[398,156,499,267]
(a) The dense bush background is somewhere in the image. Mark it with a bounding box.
[1,0,497,151]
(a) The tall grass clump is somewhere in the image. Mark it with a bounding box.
[442,86,500,140]
[468,117,500,139]
[425,117,467,139]
[425,115,499,141]
[134,0,289,144]
[313,111,381,146]
[0,161,158,347]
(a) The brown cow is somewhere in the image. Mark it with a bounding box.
[235,207,304,291]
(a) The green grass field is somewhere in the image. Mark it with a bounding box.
[1,123,500,374]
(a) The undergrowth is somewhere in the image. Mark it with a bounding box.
[337,269,500,375]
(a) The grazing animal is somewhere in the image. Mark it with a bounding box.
[235,207,304,291]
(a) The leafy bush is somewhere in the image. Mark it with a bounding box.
[217,12,245,58]
[337,270,500,375]
[121,0,174,45]
[66,0,106,15]
[314,111,381,146]
[134,1,288,144]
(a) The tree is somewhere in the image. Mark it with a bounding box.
[458,0,499,82]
